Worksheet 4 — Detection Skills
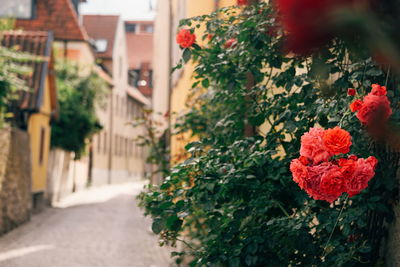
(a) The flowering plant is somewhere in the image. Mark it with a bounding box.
[141,3,399,266]
[350,84,392,126]
[291,126,378,203]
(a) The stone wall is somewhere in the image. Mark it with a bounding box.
[0,128,32,235]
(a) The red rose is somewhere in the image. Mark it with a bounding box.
[300,127,331,164]
[371,84,387,96]
[176,29,196,48]
[323,126,352,155]
[345,158,375,197]
[224,38,237,49]
[347,88,356,96]
[290,159,309,190]
[338,157,357,178]
[356,93,392,125]
[319,168,345,202]
[237,0,248,5]
[349,99,363,112]
[305,162,345,203]
[366,156,378,170]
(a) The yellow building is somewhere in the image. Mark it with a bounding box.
[2,31,58,210]
[153,0,237,166]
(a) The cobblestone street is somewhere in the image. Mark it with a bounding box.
[0,182,173,267]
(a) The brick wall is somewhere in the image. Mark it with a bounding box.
[0,128,32,235]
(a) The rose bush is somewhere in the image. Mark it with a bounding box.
[139,2,400,266]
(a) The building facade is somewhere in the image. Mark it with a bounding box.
[83,15,149,185]
[152,0,236,166]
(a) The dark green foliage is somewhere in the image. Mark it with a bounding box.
[51,62,106,160]
[139,3,400,266]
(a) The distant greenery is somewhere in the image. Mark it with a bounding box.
[51,62,107,160]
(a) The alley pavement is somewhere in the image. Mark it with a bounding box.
[0,181,173,267]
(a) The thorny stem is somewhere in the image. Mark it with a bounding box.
[177,238,196,250]
[276,201,290,217]
[338,111,351,128]
[385,66,391,88]
[322,195,349,259]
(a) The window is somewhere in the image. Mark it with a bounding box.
[125,23,137,33]
[0,0,34,19]
[125,138,128,156]
[116,96,119,115]
[128,69,140,88]
[119,56,123,78]
[97,133,101,153]
[94,39,108,53]
[39,127,45,165]
[119,136,124,156]
[115,135,118,155]
[103,132,107,154]
[144,25,154,33]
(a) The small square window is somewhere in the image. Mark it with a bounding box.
[144,25,153,33]
[125,24,136,33]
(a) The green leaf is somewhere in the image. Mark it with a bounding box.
[166,215,183,231]
[152,219,164,234]
[202,78,210,88]
[183,48,192,63]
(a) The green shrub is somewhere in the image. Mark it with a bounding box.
[139,3,400,266]
[51,62,106,159]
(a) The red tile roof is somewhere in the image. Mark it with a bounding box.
[83,15,119,59]
[15,0,88,41]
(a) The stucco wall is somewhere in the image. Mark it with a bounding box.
[0,128,32,235]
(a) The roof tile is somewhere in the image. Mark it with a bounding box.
[16,0,88,41]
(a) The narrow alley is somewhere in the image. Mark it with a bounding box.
[0,182,173,267]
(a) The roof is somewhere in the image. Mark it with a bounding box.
[126,31,153,70]
[15,0,88,41]
[126,86,151,106]
[83,15,120,59]
[0,30,58,117]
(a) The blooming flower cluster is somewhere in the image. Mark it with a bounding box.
[176,29,196,48]
[349,84,392,126]
[290,126,378,203]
